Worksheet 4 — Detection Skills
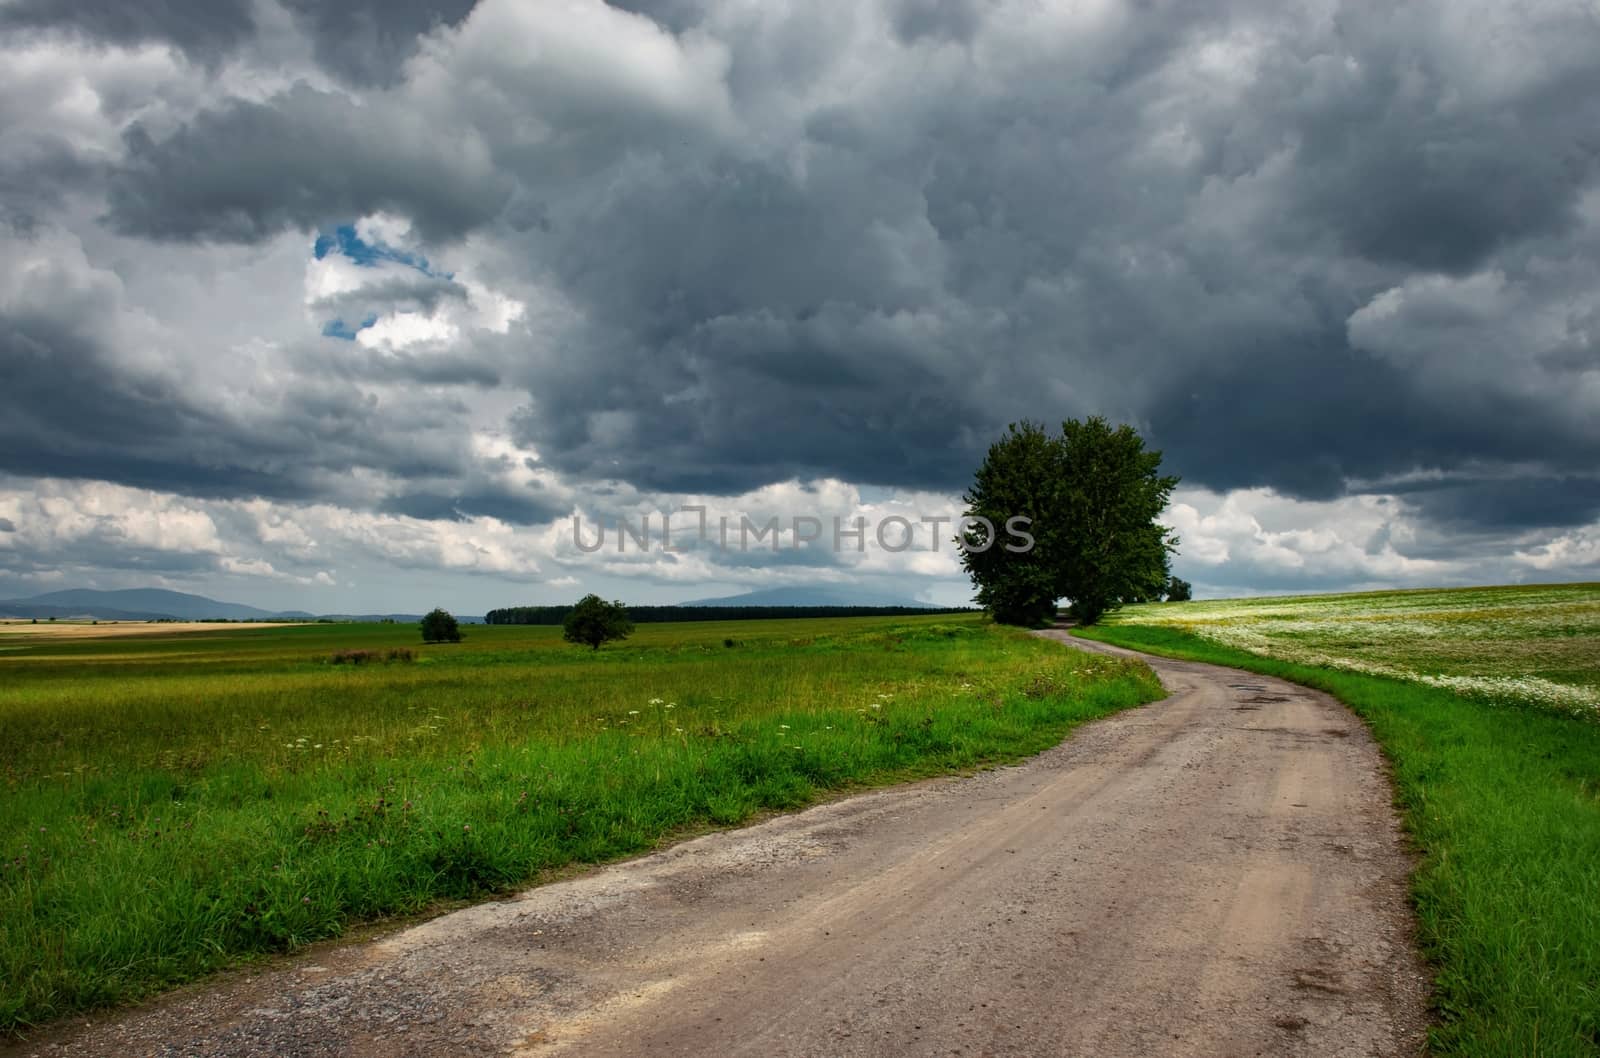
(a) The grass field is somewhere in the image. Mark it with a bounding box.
[1078,583,1600,1058]
[1097,583,1600,717]
[0,614,1160,1034]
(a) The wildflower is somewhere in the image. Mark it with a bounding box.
[628,710,640,715]
[648,697,664,705]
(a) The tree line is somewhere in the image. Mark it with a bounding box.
[484,604,973,625]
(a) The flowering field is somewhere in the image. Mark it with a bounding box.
[1104,583,1600,718]
[0,614,1158,1033]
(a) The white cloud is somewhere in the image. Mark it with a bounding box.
[3,472,1598,610]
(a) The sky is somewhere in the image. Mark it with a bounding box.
[1,0,1598,614]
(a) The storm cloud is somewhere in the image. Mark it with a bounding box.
[2,0,1598,604]
[0,0,256,63]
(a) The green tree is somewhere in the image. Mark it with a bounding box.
[420,607,463,644]
[562,595,634,651]
[961,422,1063,626]
[962,417,1179,626]
[1165,576,1193,602]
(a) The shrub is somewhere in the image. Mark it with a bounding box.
[329,648,415,665]
[329,649,375,665]
[420,608,463,644]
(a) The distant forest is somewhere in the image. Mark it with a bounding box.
[484,604,975,625]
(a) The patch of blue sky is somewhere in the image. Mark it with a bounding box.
[321,314,380,341]
[312,224,452,278]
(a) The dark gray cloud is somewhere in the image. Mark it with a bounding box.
[281,0,480,85]
[888,0,991,45]
[0,315,415,503]
[1395,477,1600,533]
[1146,328,1600,509]
[486,0,1600,531]
[0,137,103,234]
[0,0,255,62]
[1280,25,1600,274]
[107,85,510,243]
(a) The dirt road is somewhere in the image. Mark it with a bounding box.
[13,632,1429,1058]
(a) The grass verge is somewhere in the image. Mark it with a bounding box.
[0,616,1160,1034]
[1074,622,1600,1058]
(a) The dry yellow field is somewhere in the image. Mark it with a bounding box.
[0,621,303,639]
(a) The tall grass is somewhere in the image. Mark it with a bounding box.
[1075,622,1600,1058]
[0,615,1160,1033]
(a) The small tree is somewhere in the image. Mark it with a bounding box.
[1165,576,1193,602]
[420,607,463,643]
[562,594,634,651]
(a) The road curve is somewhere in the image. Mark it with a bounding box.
[13,632,1430,1058]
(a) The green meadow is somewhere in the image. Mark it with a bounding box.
[0,614,1159,1033]
[1095,583,1600,717]
[1078,583,1600,1058]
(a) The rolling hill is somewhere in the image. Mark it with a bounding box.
[0,588,286,622]
[681,585,940,609]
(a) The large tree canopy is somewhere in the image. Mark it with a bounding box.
[962,418,1178,626]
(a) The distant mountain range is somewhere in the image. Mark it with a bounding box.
[0,584,944,623]
[682,586,940,609]
[0,588,292,621]
[0,588,455,623]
